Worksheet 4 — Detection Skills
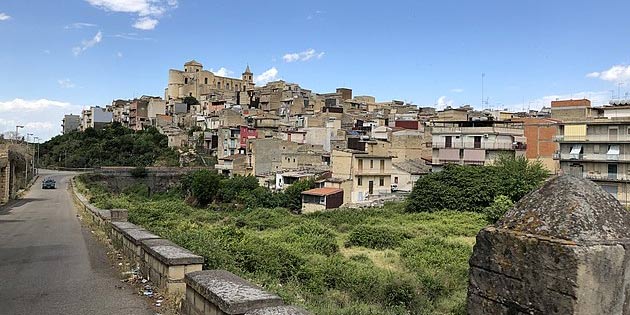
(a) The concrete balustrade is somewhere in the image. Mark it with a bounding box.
[71,178,309,312]
[182,270,286,315]
[141,238,204,294]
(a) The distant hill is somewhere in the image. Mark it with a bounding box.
[40,122,179,168]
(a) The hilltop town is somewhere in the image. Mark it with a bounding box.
[57,60,630,209]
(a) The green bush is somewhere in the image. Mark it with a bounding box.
[346,225,410,249]
[181,169,221,206]
[406,155,548,213]
[483,195,514,223]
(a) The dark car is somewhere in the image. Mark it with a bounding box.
[42,178,56,189]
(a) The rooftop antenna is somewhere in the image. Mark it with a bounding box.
[481,72,485,109]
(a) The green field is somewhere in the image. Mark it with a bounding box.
[79,179,487,315]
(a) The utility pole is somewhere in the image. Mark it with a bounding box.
[34,136,40,175]
[481,73,485,109]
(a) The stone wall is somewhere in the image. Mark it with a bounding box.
[84,167,209,194]
[71,177,310,314]
[467,175,630,314]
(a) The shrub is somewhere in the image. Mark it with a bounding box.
[406,155,549,213]
[181,169,221,206]
[279,221,339,256]
[130,166,148,178]
[483,195,514,223]
[346,225,410,249]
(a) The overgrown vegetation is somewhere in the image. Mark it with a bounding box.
[181,171,315,211]
[78,173,487,315]
[406,155,549,213]
[40,122,179,168]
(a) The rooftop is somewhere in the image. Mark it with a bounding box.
[302,187,343,196]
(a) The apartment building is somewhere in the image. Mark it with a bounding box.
[430,120,526,171]
[61,114,80,134]
[80,106,113,131]
[554,119,630,204]
[330,140,394,204]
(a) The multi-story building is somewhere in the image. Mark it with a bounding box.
[330,140,394,204]
[514,117,560,172]
[80,106,113,131]
[430,120,527,171]
[554,118,630,204]
[61,114,80,134]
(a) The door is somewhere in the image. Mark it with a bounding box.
[368,181,374,195]
[474,136,482,149]
[608,164,618,180]
[569,164,583,177]
[445,136,452,148]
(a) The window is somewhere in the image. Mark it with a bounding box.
[189,92,193,97]
[593,144,600,154]
[379,177,384,186]
[370,159,374,169]
[445,136,452,148]
[474,136,482,149]
[380,159,385,171]
[226,83,230,90]
[204,78,208,84]
[394,176,399,184]
[217,82,221,88]
[358,159,363,170]
[357,177,362,186]
[319,196,325,204]
[196,69,199,72]
[184,78,188,84]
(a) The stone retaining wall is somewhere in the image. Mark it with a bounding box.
[71,177,310,314]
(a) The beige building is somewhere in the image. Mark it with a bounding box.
[166,60,254,102]
[430,120,526,171]
[555,117,630,204]
[330,140,394,204]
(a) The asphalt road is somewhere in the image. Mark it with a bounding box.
[0,170,153,315]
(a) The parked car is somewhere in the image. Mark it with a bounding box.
[42,178,56,189]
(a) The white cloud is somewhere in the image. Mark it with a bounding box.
[255,67,279,85]
[436,96,453,109]
[72,31,103,56]
[57,79,76,89]
[586,65,630,82]
[0,13,10,21]
[211,67,233,77]
[117,52,123,58]
[0,99,71,112]
[43,50,51,54]
[85,0,177,30]
[133,17,158,30]
[282,49,325,63]
[111,32,152,41]
[64,22,96,29]
[450,88,464,93]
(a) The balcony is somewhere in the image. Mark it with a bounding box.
[583,173,630,182]
[431,126,524,136]
[432,141,526,150]
[554,135,630,142]
[554,152,630,162]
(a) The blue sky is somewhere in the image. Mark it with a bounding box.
[1,0,630,140]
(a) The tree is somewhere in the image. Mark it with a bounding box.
[181,169,221,206]
[406,155,549,213]
[183,96,200,106]
[281,179,316,212]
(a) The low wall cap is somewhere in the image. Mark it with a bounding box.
[141,238,203,265]
[111,221,138,231]
[185,270,283,314]
[245,306,311,315]
[497,175,630,242]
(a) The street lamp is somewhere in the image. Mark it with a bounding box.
[34,136,40,174]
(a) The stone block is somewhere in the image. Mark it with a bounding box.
[184,270,284,315]
[110,208,128,222]
[141,238,203,266]
[467,175,630,315]
[245,306,311,315]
